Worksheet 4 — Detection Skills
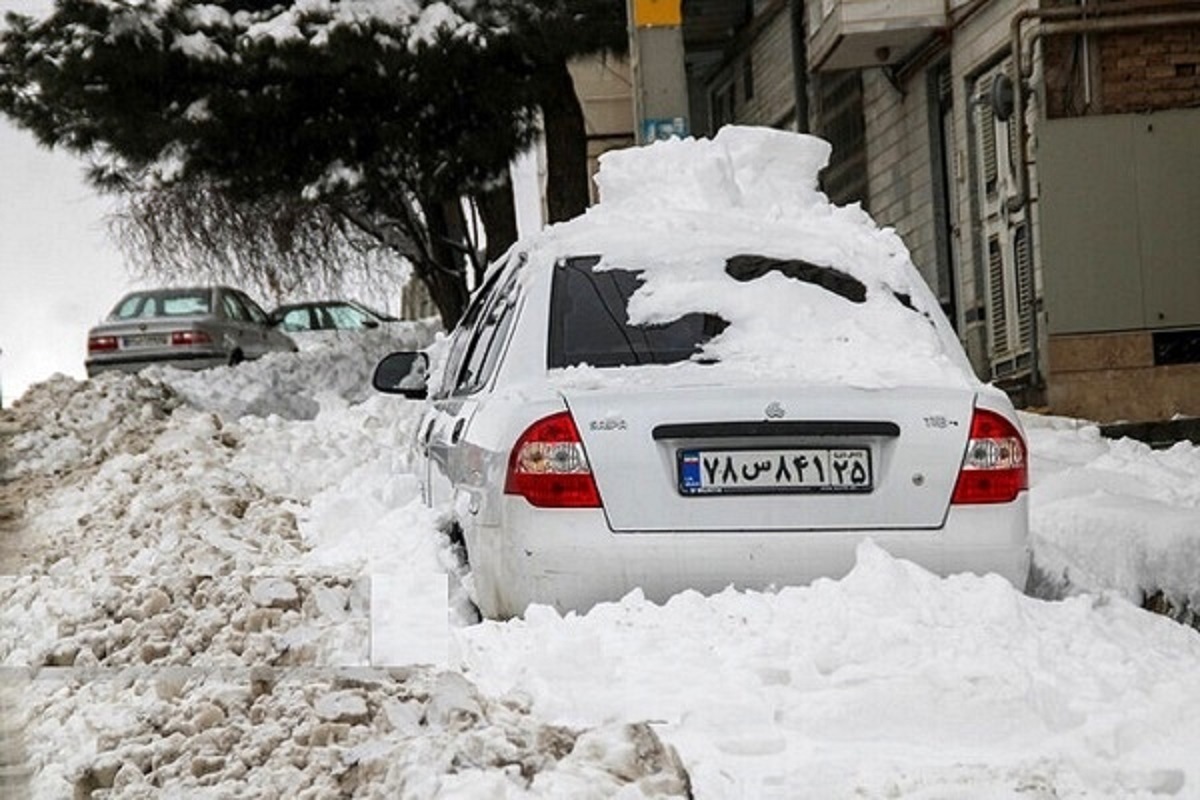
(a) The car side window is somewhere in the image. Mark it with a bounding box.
[454,272,522,396]
[278,309,311,331]
[328,305,368,328]
[432,264,511,399]
[239,294,270,325]
[115,295,149,318]
[222,293,247,321]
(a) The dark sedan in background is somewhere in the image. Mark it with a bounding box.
[86,286,297,377]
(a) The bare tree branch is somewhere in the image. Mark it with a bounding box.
[108,184,411,310]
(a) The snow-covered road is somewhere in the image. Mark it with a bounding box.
[2,328,1200,798]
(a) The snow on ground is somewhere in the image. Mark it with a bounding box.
[2,326,1200,798]
[3,128,1200,797]
[1026,412,1200,617]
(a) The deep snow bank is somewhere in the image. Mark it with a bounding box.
[461,540,1200,798]
[1,324,692,799]
[1025,412,1200,616]
[2,178,1200,797]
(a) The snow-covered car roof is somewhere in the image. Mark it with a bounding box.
[519,126,980,391]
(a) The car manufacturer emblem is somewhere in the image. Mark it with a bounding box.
[764,401,786,419]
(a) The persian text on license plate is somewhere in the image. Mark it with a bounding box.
[678,447,872,495]
[122,333,168,348]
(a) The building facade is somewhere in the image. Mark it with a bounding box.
[681,0,1200,422]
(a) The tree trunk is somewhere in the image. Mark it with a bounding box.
[412,257,467,329]
[476,172,520,269]
[420,200,471,328]
[540,57,591,223]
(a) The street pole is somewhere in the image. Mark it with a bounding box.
[626,0,690,143]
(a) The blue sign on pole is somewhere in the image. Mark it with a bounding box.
[641,117,689,142]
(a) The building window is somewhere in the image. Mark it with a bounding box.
[711,80,735,128]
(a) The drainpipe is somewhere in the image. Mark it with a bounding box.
[790,0,809,131]
[1081,0,1093,110]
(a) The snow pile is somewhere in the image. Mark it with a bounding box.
[148,321,436,420]
[1,372,182,481]
[21,670,688,798]
[1026,412,1200,614]
[527,126,977,391]
[1,329,691,798]
[4,330,1200,797]
[462,541,1200,797]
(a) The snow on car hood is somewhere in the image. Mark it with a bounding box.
[524,126,980,391]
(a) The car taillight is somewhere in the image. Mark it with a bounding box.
[951,408,1028,504]
[505,411,601,508]
[171,330,212,346]
[88,336,118,353]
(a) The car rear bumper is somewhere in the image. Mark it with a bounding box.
[86,351,228,377]
[465,495,1030,619]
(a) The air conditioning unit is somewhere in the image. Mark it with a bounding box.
[808,0,947,72]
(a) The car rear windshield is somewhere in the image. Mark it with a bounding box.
[113,290,211,319]
[548,257,728,369]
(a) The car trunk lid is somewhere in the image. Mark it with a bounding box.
[562,383,978,532]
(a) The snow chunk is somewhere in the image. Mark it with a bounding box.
[181,98,212,122]
[301,160,364,201]
[314,690,369,724]
[408,2,480,50]
[171,31,226,61]
[249,577,299,609]
[185,5,234,28]
[244,10,304,44]
[595,125,830,216]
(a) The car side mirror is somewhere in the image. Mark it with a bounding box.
[361,319,380,329]
[373,351,430,399]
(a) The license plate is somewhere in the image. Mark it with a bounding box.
[678,447,873,495]
[122,334,168,348]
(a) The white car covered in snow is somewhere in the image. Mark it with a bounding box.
[374,126,1030,619]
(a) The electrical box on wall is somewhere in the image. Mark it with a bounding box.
[1040,109,1200,335]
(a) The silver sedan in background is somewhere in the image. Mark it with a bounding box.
[85,286,296,377]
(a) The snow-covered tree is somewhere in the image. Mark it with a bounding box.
[468,0,626,223]
[1,0,615,325]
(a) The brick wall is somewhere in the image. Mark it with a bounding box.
[861,71,939,290]
[1100,28,1200,113]
[708,0,798,130]
[740,6,798,128]
[1045,23,1200,118]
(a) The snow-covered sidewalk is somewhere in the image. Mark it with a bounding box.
[2,330,1200,798]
